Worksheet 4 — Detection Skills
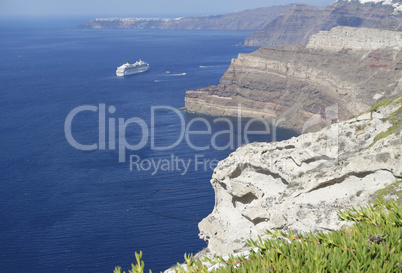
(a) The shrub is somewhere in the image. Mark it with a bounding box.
[116,201,402,273]
[114,251,152,273]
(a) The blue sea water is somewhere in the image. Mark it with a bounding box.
[0,18,298,272]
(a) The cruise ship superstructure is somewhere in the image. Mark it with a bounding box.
[116,60,149,76]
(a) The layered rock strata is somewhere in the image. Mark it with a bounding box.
[198,97,402,255]
[245,0,402,47]
[185,27,402,132]
[308,26,402,51]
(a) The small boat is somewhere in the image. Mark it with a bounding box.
[116,60,149,76]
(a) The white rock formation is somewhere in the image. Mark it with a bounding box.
[198,98,402,255]
[164,248,258,273]
[341,0,402,13]
[307,26,402,51]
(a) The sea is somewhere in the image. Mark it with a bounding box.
[0,17,298,272]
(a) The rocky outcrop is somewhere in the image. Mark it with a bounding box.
[185,27,402,132]
[78,5,293,30]
[198,97,402,255]
[308,26,402,51]
[245,0,402,47]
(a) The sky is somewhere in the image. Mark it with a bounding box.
[0,0,336,17]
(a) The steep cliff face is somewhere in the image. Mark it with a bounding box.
[185,27,402,132]
[244,4,325,47]
[198,97,402,255]
[245,0,402,47]
[307,26,402,51]
[79,5,293,30]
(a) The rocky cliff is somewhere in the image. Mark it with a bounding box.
[245,0,402,47]
[307,26,402,51]
[198,96,402,255]
[78,5,293,30]
[185,27,402,132]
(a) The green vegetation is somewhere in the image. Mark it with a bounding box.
[388,105,402,126]
[394,97,402,106]
[114,251,152,273]
[368,122,402,148]
[115,201,402,273]
[372,181,402,205]
[370,98,395,114]
[368,96,402,148]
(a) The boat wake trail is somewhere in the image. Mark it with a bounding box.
[168,73,187,76]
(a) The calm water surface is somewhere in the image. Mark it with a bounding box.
[0,18,298,272]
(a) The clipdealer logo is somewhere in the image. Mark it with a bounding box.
[64,103,340,174]
[64,104,283,174]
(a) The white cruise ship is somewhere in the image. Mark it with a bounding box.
[116,60,149,76]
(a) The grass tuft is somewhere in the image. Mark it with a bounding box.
[115,201,402,273]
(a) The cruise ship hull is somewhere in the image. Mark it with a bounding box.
[116,60,149,76]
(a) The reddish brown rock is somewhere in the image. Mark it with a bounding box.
[185,27,402,132]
